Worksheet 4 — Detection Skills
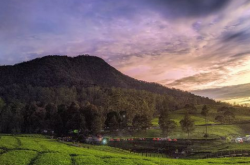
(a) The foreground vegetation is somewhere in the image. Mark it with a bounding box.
[1,135,250,165]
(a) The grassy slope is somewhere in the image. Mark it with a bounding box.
[1,135,250,165]
[149,105,250,139]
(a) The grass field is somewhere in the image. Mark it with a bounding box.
[145,121,247,139]
[149,105,250,139]
[1,135,250,164]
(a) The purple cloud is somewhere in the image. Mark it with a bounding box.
[0,0,250,103]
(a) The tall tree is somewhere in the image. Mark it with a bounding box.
[57,104,69,135]
[79,114,87,132]
[0,107,13,133]
[53,113,63,136]
[83,103,99,131]
[45,103,58,130]
[105,111,120,131]
[159,110,177,136]
[91,115,102,134]
[180,112,195,138]
[158,100,176,136]
[30,107,46,133]
[201,105,209,137]
[119,111,128,129]
[22,103,38,133]
[0,98,6,113]
[132,115,151,131]
[11,111,23,134]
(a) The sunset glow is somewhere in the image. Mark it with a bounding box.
[1,0,250,104]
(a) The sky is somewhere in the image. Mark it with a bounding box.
[1,0,250,105]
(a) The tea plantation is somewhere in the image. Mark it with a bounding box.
[1,135,250,165]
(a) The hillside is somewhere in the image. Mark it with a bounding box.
[0,55,215,105]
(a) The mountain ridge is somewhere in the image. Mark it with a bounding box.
[0,55,216,105]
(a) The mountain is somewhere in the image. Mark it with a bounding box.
[0,55,215,105]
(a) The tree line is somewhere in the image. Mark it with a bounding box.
[0,86,231,137]
[0,86,171,135]
[0,96,195,137]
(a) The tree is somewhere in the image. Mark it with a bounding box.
[79,114,87,132]
[82,103,99,131]
[8,102,25,134]
[45,103,58,130]
[65,102,87,133]
[30,107,46,133]
[66,113,81,131]
[22,103,37,133]
[215,107,235,124]
[1,102,24,134]
[57,104,69,135]
[217,106,229,113]
[0,106,13,133]
[91,115,102,134]
[215,115,224,124]
[158,104,176,136]
[53,113,63,136]
[224,110,235,124]
[11,111,24,134]
[180,112,195,138]
[105,111,120,131]
[184,104,197,114]
[66,102,80,119]
[0,97,6,113]
[201,105,209,137]
[119,111,128,129]
[132,115,151,131]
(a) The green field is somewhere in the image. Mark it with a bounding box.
[1,135,250,165]
[149,105,250,139]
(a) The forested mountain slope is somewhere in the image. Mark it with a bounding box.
[0,55,215,105]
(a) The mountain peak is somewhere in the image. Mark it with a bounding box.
[17,55,105,66]
[0,55,216,105]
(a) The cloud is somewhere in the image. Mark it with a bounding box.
[164,52,250,90]
[145,0,231,19]
[191,83,250,101]
[0,0,250,104]
[222,29,250,43]
[167,72,224,89]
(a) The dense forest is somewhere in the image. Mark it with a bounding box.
[0,87,212,134]
[0,55,219,134]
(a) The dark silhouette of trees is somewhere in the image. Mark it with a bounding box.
[83,103,99,131]
[132,115,151,131]
[119,111,128,129]
[105,111,128,131]
[105,111,120,131]
[91,115,102,134]
[0,98,5,111]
